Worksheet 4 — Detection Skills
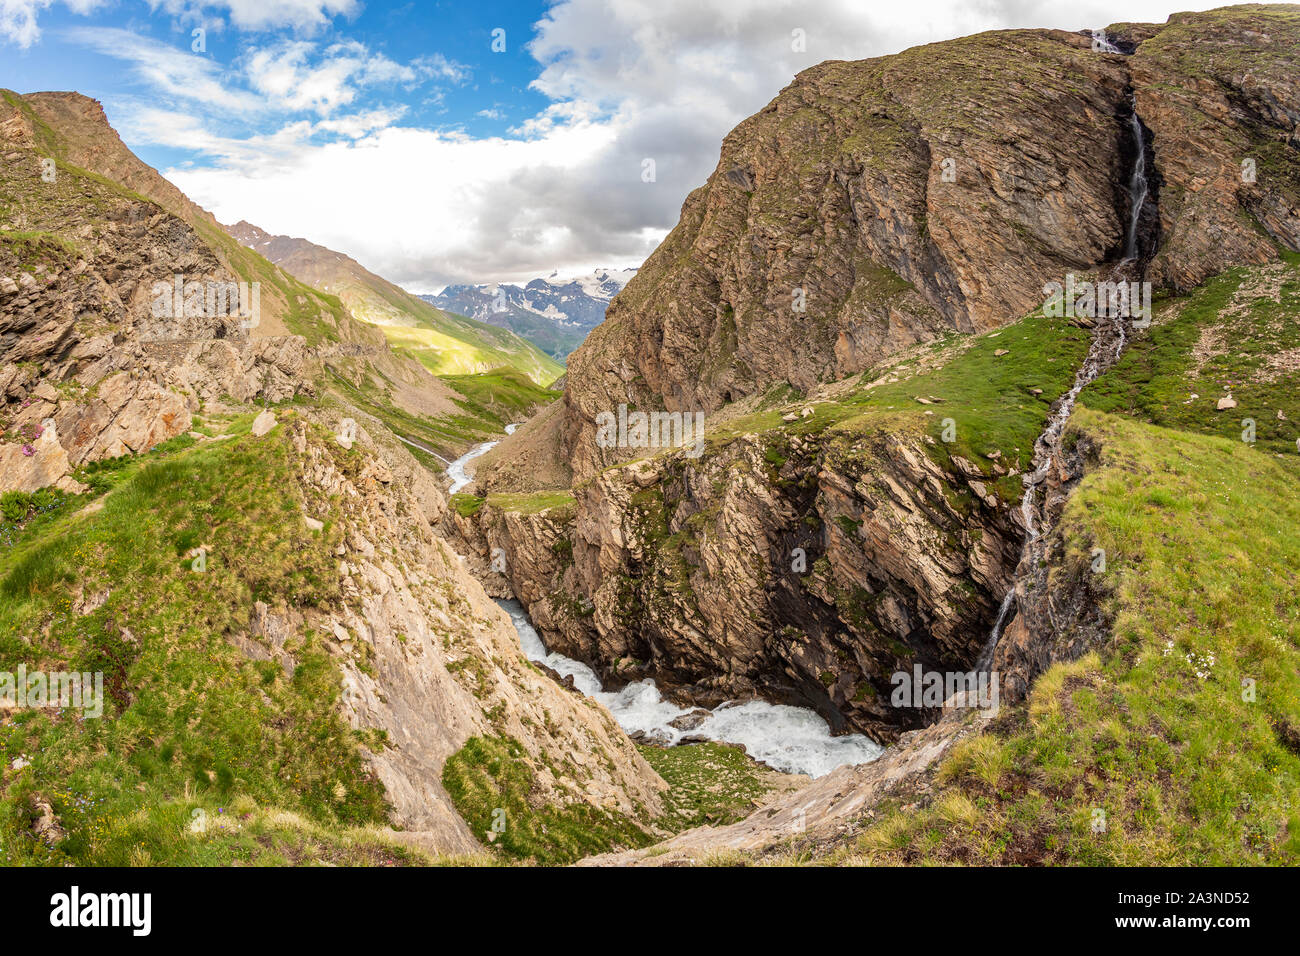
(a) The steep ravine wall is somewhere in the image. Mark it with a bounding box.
[451,423,1024,743]
[560,10,1300,482]
[579,418,1119,866]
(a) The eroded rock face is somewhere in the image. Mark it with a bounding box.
[459,424,1021,743]
[561,10,1300,482]
[255,420,665,850]
[0,97,312,491]
[562,29,1134,480]
[0,419,68,493]
[1124,9,1300,292]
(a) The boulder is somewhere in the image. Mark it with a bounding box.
[250,410,277,437]
[0,421,70,493]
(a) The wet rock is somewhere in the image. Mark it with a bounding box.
[668,709,712,731]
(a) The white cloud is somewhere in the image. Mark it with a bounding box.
[146,0,360,33]
[161,110,644,289]
[64,26,261,111]
[1,0,354,48]
[242,40,469,115]
[158,0,1228,287]
[1,0,102,48]
[47,0,1232,288]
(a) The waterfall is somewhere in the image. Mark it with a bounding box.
[976,101,1149,673]
[1089,30,1122,54]
[1124,103,1150,260]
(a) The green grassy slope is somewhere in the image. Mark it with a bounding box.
[798,257,1300,866]
[222,220,564,384]
[698,311,1093,503]
[0,414,447,865]
[381,310,564,385]
[276,257,565,383]
[1081,250,1300,453]
[840,409,1300,865]
[2,90,353,348]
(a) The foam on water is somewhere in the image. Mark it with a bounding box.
[446,424,521,494]
[498,598,883,777]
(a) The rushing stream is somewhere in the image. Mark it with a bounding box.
[498,599,883,778]
[445,423,520,494]
[468,99,1154,766]
[450,422,883,775]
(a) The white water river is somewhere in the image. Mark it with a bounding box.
[446,423,520,495]
[497,598,883,778]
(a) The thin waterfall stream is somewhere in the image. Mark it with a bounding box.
[474,58,1155,766]
[977,94,1150,671]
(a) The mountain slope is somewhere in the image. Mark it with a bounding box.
[559,6,1300,481]
[0,89,666,864]
[226,221,564,385]
[582,251,1300,867]
[15,92,373,348]
[445,5,1300,865]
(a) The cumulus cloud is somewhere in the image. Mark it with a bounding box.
[40,0,1228,288]
[1,0,103,48]
[162,0,1224,288]
[1,1,353,48]
[242,40,463,114]
[145,0,360,33]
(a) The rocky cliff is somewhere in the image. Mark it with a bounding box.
[457,312,1090,740]
[0,90,665,861]
[285,416,664,850]
[1,93,311,493]
[560,7,1299,482]
[456,5,1300,748]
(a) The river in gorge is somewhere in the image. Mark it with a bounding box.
[446,427,884,778]
[445,423,519,495]
[496,598,882,778]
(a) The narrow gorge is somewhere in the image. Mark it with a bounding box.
[450,24,1193,745]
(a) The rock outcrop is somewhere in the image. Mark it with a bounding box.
[457,413,1022,742]
[460,5,1300,752]
[282,418,663,849]
[1124,8,1300,291]
[0,94,318,490]
[560,8,1300,482]
[2,87,668,853]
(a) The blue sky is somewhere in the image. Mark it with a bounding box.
[5,1,555,161]
[0,0,1223,291]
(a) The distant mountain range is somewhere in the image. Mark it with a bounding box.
[422,268,636,359]
[225,220,564,385]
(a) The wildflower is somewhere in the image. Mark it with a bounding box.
[21,444,34,457]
